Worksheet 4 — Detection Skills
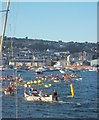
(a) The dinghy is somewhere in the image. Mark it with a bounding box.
[24,92,54,102]
[4,89,16,95]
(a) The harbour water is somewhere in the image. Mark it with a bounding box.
[1,69,98,119]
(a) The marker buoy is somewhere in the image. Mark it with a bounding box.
[70,83,75,97]
[18,74,20,77]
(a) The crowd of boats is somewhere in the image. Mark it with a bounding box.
[3,79,58,102]
[0,0,98,103]
[0,65,98,102]
[0,65,98,73]
[1,72,60,102]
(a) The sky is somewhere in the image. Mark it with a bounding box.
[1,2,97,43]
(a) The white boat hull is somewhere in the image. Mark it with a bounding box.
[4,90,14,95]
[24,92,53,102]
[59,70,65,74]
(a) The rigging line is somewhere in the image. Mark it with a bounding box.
[0,13,6,34]
[11,7,19,119]
[0,10,9,12]
[9,22,18,120]
[9,22,14,62]
[0,1,10,119]
[8,9,18,119]
[14,69,18,119]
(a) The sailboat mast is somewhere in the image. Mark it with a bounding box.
[0,0,10,52]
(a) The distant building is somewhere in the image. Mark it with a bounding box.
[45,58,52,66]
[66,55,71,66]
[79,51,87,61]
[18,51,32,59]
[54,59,67,67]
[9,59,46,67]
[90,59,99,66]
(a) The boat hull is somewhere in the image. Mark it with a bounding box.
[4,90,14,95]
[24,92,53,102]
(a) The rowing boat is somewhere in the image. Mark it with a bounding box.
[3,87,16,95]
[4,90,14,95]
[24,92,54,102]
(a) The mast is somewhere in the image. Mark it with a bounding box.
[0,1,10,119]
[0,0,10,52]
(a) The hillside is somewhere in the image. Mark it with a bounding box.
[2,37,98,57]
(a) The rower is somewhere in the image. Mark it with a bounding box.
[7,86,12,94]
[31,87,38,96]
[29,88,33,96]
[39,89,44,97]
[52,89,58,101]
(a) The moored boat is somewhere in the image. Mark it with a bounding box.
[59,69,65,74]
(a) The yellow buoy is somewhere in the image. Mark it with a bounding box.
[34,80,37,84]
[44,84,49,88]
[18,74,20,77]
[30,80,33,84]
[38,80,42,84]
[49,84,52,87]
[27,82,30,85]
[70,83,75,97]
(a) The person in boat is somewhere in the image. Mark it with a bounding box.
[44,93,49,97]
[29,88,33,96]
[10,82,16,90]
[6,82,14,94]
[6,86,12,94]
[39,89,44,97]
[52,89,58,101]
[31,87,38,96]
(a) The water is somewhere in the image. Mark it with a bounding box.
[1,70,98,119]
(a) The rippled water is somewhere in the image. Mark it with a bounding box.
[1,70,98,119]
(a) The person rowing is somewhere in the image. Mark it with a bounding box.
[29,88,33,96]
[52,89,58,101]
[28,87,38,96]
[5,82,16,95]
[32,87,38,96]
[39,89,44,97]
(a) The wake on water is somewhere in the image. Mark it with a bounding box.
[57,100,81,106]
[52,98,81,106]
